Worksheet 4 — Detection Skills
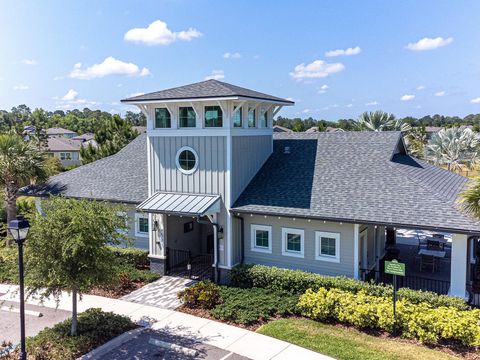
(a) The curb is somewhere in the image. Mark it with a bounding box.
[77,327,145,360]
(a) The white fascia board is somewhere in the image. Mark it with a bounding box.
[147,128,273,137]
[122,96,294,106]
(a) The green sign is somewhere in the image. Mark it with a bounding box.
[384,259,405,276]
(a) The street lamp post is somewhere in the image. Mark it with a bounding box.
[7,215,30,360]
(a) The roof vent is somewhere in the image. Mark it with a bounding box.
[284,146,291,154]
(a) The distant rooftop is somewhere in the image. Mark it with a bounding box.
[121,79,294,105]
[47,137,82,152]
[46,127,77,135]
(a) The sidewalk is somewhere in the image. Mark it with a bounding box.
[0,284,332,360]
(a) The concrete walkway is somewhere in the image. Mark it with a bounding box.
[0,284,332,360]
[121,276,195,310]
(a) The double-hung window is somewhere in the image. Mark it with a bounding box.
[233,107,242,127]
[260,111,268,127]
[315,231,340,262]
[204,106,223,127]
[179,107,196,128]
[155,108,171,128]
[251,224,272,253]
[135,213,149,237]
[281,228,304,258]
[60,152,72,160]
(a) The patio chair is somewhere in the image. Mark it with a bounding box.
[420,254,436,273]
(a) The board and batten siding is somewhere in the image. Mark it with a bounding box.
[242,215,355,277]
[149,136,227,197]
[231,135,272,203]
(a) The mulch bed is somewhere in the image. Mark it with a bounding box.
[88,281,148,299]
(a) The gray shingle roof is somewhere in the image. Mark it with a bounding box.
[22,134,147,204]
[47,137,82,152]
[46,127,77,135]
[121,79,294,104]
[233,131,480,234]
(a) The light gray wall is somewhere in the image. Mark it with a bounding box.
[51,151,81,167]
[124,207,149,250]
[150,136,227,196]
[231,135,272,203]
[166,216,202,255]
[242,215,355,277]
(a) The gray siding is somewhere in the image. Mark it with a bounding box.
[231,135,271,203]
[150,136,227,197]
[124,207,149,250]
[242,215,355,277]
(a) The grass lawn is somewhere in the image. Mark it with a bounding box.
[257,318,460,360]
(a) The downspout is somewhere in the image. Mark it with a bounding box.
[233,214,245,264]
[196,215,219,283]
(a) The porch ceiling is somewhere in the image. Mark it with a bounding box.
[137,191,220,216]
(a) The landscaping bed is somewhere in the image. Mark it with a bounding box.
[3,308,137,360]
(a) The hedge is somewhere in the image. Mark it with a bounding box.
[298,287,480,347]
[230,264,469,310]
[107,246,149,269]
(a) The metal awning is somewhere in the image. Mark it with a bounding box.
[137,192,221,216]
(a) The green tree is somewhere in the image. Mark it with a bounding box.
[405,126,428,159]
[461,178,480,219]
[26,197,128,336]
[0,134,46,223]
[425,127,478,172]
[43,156,63,176]
[80,115,139,164]
[357,111,411,132]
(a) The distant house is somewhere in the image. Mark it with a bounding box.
[305,126,319,133]
[46,127,78,138]
[72,133,98,148]
[273,125,292,133]
[325,126,344,133]
[47,137,82,166]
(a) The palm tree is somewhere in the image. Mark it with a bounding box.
[0,134,47,223]
[460,178,480,219]
[357,111,411,132]
[425,127,479,172]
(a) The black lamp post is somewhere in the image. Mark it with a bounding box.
[7,215,30,360]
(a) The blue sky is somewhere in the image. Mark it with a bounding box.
[1,0,480,120]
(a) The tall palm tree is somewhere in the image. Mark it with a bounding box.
[460,178,480,219]
[357,111,411,132]
[425,127,478,172]
[0,134,47,223]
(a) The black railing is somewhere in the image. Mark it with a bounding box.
[166,247,213,281]
[360,268,451,295]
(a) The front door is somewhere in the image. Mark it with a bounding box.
[206,234,214,254]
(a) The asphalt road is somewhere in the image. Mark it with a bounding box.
[0,299,71,344]
[98,329,251,360]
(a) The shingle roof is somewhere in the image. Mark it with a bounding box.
[47,137,82,152]
[121,79,294,104]
[46,127,77,135]
[22,134,147,204]
[233,131,480,234]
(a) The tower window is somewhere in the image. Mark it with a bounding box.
[155,108,171,128]
[205,106,223,127]
[248,109,256,127]
[233,107,242,127]
[176,146,198,174]
[179,107,196,128]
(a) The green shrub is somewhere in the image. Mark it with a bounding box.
[178,280,222,309]
[298,287,480,347]
[231,264,469,310]
[26,308,136,359]
[107,246,149,269]
[209,286,299,325]
[0,243,18,283]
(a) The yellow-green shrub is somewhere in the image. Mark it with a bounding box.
[298,287,480,347]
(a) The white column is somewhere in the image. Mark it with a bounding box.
[353,224,360,279]
[150,213,166,258]
[450,233,468,298]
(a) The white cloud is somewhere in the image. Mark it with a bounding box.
[204,70,224,80]
[406,37,453,51]
[401,94,415,101]
[21,59,37,65]
[345,104,353,108]
[434,91,446,97]
[318,84,329,94]
[128,92,145,98]
[223,52,241,59]
[365,101,379,106]
[471,97,480,104]
[13,85,29,90]
[124,20,202,46]
[69,57,150,80]
[325,46,361,57]
[62,89,78,101]
[302,108,311,114]
[416,85,426,90]
[290,60,344,80]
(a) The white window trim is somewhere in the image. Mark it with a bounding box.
[175,146,199,175]
[315,231,340,263]
[250,224,272,253]
[281,227,304,258]
[135,213,149,238]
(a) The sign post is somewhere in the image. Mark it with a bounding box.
[384,259,405,335]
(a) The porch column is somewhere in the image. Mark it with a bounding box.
[450,233,468,298]
[150,213,166,258]
[353,224,360,279]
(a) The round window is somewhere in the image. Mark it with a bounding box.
[176,147,198,174]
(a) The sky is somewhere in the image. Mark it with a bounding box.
[1,0,480,120]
